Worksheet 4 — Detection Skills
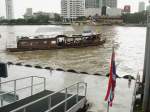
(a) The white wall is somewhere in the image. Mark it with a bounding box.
[106,8,122,17]
[85,8,101,17]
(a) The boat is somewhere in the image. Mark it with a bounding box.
[81,30,96,37]
[7,32,106,52]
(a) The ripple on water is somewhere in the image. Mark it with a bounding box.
[0,25,146,76]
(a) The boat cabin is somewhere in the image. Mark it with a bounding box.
[17,34,102,50]
[7,33,105,52]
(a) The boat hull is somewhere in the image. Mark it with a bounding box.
[7,39,106,52]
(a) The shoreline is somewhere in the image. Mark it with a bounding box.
[0,23,146,27]
[123,23,146,27]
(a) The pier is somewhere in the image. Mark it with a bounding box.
[0,76,87,112]
[0,65,135,112]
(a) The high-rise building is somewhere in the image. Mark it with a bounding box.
[106,0,117,8]
[5,0,14,20]
[24,8,33,19]
[61,0,85,20]
[102,0,106,6]
[85,0,102,8]
[138,2,145,12]
[146,5,150,11]
[26,8,33,16]
[124,5,131,13]
[85,0,117,8]
[85,0,102,17]
[0,16,5,20]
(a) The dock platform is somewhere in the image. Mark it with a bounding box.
[0,76,87,112]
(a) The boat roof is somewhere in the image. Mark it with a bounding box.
[17,33,101,41]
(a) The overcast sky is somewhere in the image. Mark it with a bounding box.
[0,0,149,18]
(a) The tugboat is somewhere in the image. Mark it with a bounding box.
[7,31,106,52]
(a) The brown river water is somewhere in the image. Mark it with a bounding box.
[0,25,146,76]
[0,25,146,112]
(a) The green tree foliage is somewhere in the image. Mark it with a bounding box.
[122,11,147,24]
[0,13,63,25]
[35,15,50,23]
[76,16,87,21]
[54,13,62,22]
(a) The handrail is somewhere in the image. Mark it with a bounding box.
[10,82,87,112]
[0,76,46,107]
[0,82,44,96]
[45,94,77,112]
[0,76,32,85]
[130,75,139,112]
[0,76,44,85]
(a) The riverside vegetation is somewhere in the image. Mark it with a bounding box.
[0,11,147,25]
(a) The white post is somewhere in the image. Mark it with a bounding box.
[107,102,109,112]
[0,78,2,90]
[143,1,150,111]
[23,108,26,112]
[14,80,16,101]
[85,83,87,97]
[44,78,46,91]
[0,78,3,107]
[31,76,33,95]
[64,88,68,112]
[48,96,51,111]
[76,83,79,103]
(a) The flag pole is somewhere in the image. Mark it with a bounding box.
[107,101,110,112]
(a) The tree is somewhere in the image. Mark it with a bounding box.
[36,15,50,23]
[76,16,87,21]
[54,13,62,22]
[122,11,147,24]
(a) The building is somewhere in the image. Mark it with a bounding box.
[102,0,106,6]
[85,0,102,8]
[139,1,145,12]
[85,8,101,17]
[24,8,33,19]
[24,10,56,20]
[0,16,5,20]
[101,0,118,16]
[106,8,121,16]
[106,0,117,8]
[85,0,102,17]
[102,0,117,7]
[85,0,117,8]
[146,5,150,11]
[33,11,55,19]
[61,0,85,20]
[5,0,14,20]
[124,5,131,13]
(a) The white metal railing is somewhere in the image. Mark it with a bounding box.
[130,75,140,112]
[0,76,46,107]
[10,82,87,112]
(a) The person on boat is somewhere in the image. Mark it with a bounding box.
[58,37,64,46]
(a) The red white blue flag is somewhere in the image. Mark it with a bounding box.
[105,48,117,106]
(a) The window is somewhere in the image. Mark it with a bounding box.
[51,41,56,44]
[20,42,28,46]
[43,41,47,44]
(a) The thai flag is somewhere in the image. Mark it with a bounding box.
[105,48,117,106]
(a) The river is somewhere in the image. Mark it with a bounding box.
[0,25,146,76]
[0,25,146,112]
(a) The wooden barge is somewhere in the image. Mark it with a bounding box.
[7,34,106,52]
